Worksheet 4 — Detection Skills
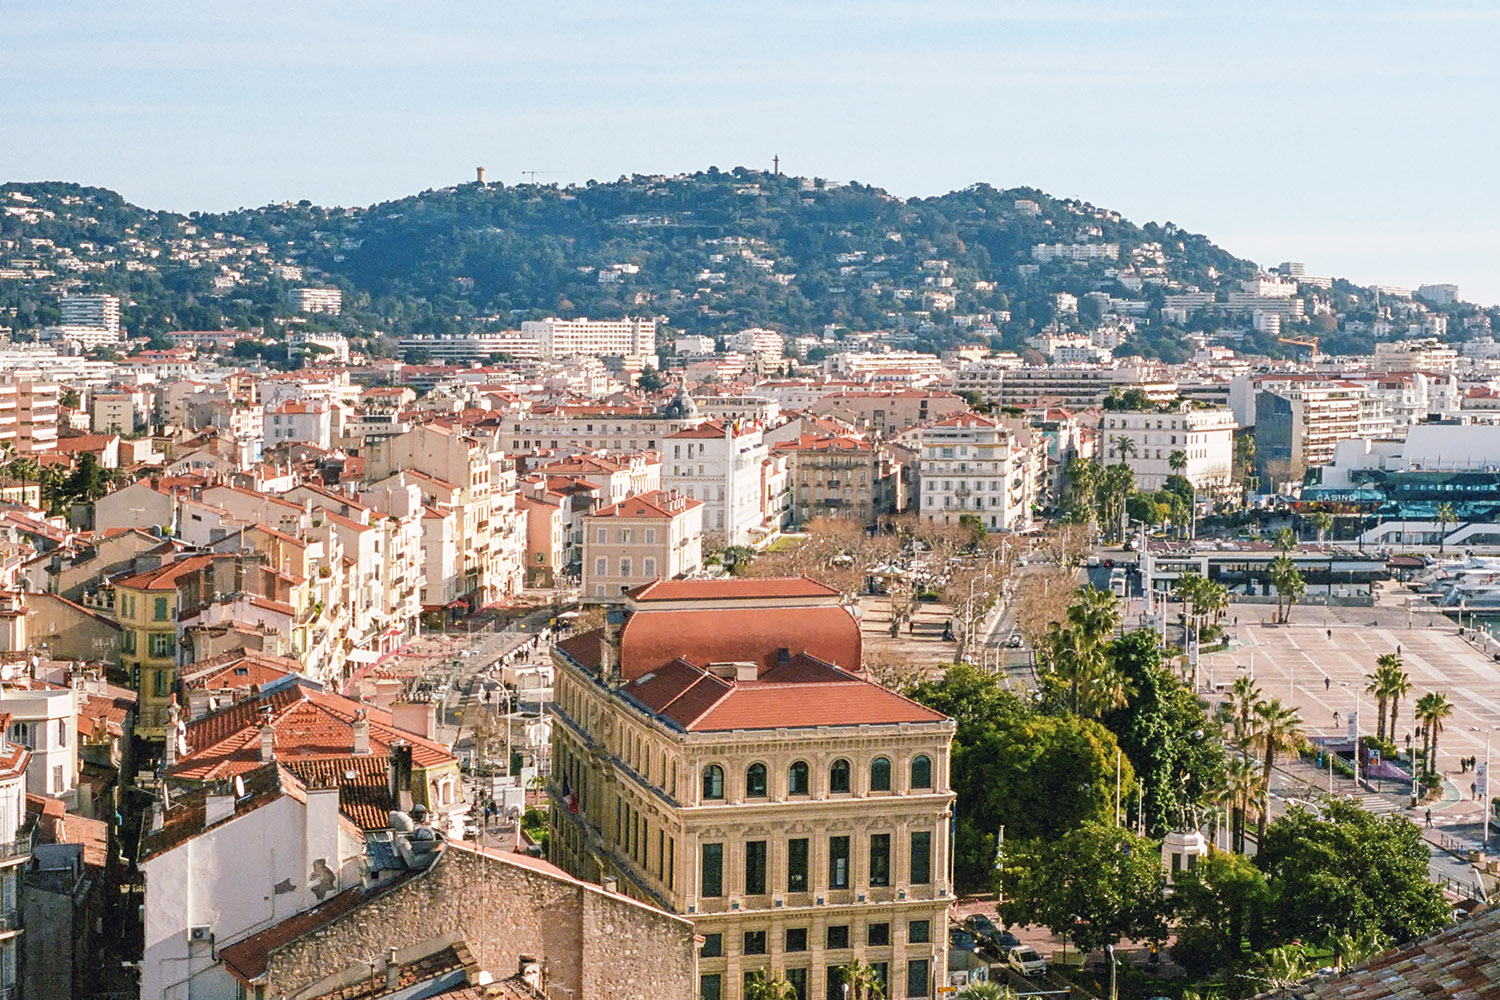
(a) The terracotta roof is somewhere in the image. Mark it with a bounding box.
[625,576,840,602]
[772,433,874,453]
[115,552,215,591]
[170,681,454,783]
[218,880,392,984]
[587,489,701,520]
[78,693,133,739]
[665,420,729,439]
[623,652,946,732]
[1253,905,1500,999]
[181,649,302,691]
[143,762,306,858]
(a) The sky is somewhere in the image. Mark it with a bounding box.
[6,2,1500,302]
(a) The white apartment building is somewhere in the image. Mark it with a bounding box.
[398,332,544,362]
[726,327,785,360]
[59,294,120,335]
[824,353,951,382]
[262,399,332,449]
[1372,338,1460,373]
[287,287,343,314]
[0,731,27,998]
[918,414,1034,532]
[288,330,351,363]
[139,766,365,1000]
[0,681,78,803]
[520,317,657,363]
[663,421,777,546]
[1416,283,1460,306]
[1031,243,1119,263]
[1098,404,1237,493]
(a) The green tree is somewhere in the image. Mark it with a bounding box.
[1366,652,1403,742]
[59,452,109,506]
[1252,699,1302,843]
[907,665,1136,892]
[1436,501,1456,554]
[1267,554,1305,624]
[1272,526,1296,553]
[838,958,885,1000]
[1168,449,1188,476]
[743,972,798,1000]
[1170,848,1272,971]
[1255,800,1449,944]
[1416,691,1453,778]
[1385,663,1414,749]
[1309,510,1334,545]
[1100,630,1226,835]
[955,984,1017,1000]
[999,823,1169,955]
[58,387,80,409]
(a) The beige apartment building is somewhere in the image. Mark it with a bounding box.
[773,434,903,529]
[582,489,703,598]
[550,578,956,1000]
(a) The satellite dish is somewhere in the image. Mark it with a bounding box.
[233,775,246,799]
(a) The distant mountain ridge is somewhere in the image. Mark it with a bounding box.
[0,170,1475,360]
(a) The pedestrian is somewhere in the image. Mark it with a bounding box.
[1473,782,1479,801]
[1325,676,1331,691]
[1333,710,1341,728]
[1425,808,1433,828]
[1327,628,1333,641]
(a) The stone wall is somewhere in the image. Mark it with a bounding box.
[265,845,697,1000]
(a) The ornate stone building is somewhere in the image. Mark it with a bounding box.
[549,578,956,1000]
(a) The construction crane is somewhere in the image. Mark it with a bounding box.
[520,170,564,185]
[1277,334,1321,360]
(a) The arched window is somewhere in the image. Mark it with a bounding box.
[870,756,892,792]
[788,760,810,796]
[910,754,932,790]
[702,765,725,801]
[829,758,852,794]
[746,762,768,798]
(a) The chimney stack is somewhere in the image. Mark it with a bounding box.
[385,948,400,990]
[258,723,275,762]
[352,708,371,755]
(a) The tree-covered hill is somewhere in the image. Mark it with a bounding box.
[3,169,1484,361]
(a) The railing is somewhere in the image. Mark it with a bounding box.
[0,834,31,861]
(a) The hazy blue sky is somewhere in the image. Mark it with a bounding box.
[6,2,1500,301]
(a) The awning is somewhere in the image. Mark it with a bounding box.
[347,649,382,665]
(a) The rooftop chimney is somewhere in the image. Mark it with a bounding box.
[258,723,275,762]
[352,708,371,755]
[385,948,400,990]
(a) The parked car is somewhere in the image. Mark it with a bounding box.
[948,928,978,953]
[1009,946,1048,976]
[962,914,999,948]
[992,931,1021,956]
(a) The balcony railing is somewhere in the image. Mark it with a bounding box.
[0,834,31,861]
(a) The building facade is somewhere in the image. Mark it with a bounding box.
[581,490,703,598]
[1098,404,1237,492]
[549,579,955,1000]
[917,414,1035,532]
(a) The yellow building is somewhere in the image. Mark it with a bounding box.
[550,578,955,1000]
[115,556,200,737]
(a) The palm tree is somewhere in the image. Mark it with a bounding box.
[1224,754,1262,853]
[1253,946,1311,993]
[1416,692,1454,779]
[1309,511,1334,546]
[1272,526,1297,553]
[744,972,799,1000]
[1112,434,1138,462]
[1436,501,1457,554]
[1254,698,1303,842]
[956,985,1018,1000]
[1169,449,1188,475]
[1367,653,1404,742]
[839,958,886,1000]
[1224,675,1263,747]
[1330,928,1386,971]
[1385,663,1413,748]
[1268,554,1305,624]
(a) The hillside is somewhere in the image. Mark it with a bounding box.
[1,170,1485,362]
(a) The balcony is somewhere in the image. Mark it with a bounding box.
[0,834,30,862]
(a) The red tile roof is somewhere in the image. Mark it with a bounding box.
[624,652,945,732]
[625,576,840,602]
[587,489,701,520]
[170,681,454,782]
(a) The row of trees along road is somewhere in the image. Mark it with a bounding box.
[905,584,1450,986]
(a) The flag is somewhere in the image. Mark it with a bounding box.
[561,778,578,814]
